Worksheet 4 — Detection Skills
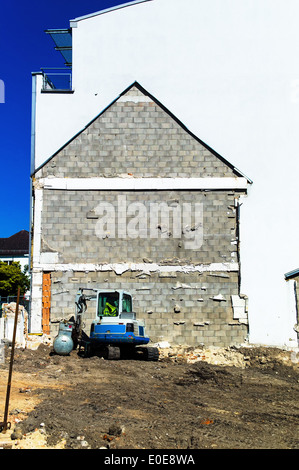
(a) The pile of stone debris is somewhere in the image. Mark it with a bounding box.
[0,303,29,348]
[154,341,299,369]
[155,342,248,367]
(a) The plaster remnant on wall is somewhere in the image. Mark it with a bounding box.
[40,177,249,191]
[135,270,151,277]
[172,282,193,290]
[208,273,230,279]
[41,238,58,253]
[86,210,99,219]
[52,290,70,295]
[231,295,248,321]
[159,272,177,278]
[227,206,236,218]
[210,294,226,301]
[112,264,130,275]
[39,252,59,264]
[182,223,202,234]
[135,273,150,279]
[167,198,180,206]
[32,262,240,274]
[32,178,44,189]
[157,224,169,234]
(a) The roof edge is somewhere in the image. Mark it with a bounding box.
[127,82,252,183]
[32,80,252,183]
[0,230,29,240]
[70,0,153,26]
[285,268,299,280]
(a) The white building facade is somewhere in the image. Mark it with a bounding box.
[30,0,299,348]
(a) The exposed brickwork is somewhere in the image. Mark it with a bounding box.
[33,83,248,346]
[40,189,238,265]
[50,271,247,347]
[38,86,236,179]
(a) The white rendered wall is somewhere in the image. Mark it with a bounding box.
[32,0,299,347]
[0,256,29,272]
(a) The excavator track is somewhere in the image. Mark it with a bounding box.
[106,345,121,360]
[135,346,159,361]
[144,346,159,361]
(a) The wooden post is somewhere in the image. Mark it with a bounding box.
[0,287,20,433]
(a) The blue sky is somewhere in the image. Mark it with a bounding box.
[0,0,124,238]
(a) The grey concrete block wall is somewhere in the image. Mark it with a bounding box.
[41,189,239,266]
[37,86,237,180]
[33,83,249,346]
[49,270,247,347]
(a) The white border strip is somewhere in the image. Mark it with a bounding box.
[70,0,153,26]
[40,177,248,191]
[32,188,43,264]
[32,262,239,275]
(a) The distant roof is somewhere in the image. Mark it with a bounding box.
[0,230,29,256]
[285,268,299,280]
[70,0,152,26]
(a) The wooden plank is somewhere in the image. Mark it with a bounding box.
[42,273,51,335]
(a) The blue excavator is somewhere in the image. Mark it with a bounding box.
[71,288,159,361]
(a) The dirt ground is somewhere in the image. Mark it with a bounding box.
[0,340,298,450]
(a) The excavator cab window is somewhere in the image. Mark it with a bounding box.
[122,294,132,313]
[98,292,119,317]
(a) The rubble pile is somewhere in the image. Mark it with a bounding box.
[25,334,53,350]
[2,302,28,326]
[2,302,25,316]
[156,343,247,367]
[155,342,299,369]
[0,302,29,348]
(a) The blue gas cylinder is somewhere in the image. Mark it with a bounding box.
[53,321,74,356]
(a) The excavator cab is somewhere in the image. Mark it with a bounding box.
[98,291,119,317]
[74,288,158,361]
[97,290,136,320]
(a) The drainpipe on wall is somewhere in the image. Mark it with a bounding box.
[28,73,38,330]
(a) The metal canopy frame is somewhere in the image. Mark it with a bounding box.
[45,28,72,67]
